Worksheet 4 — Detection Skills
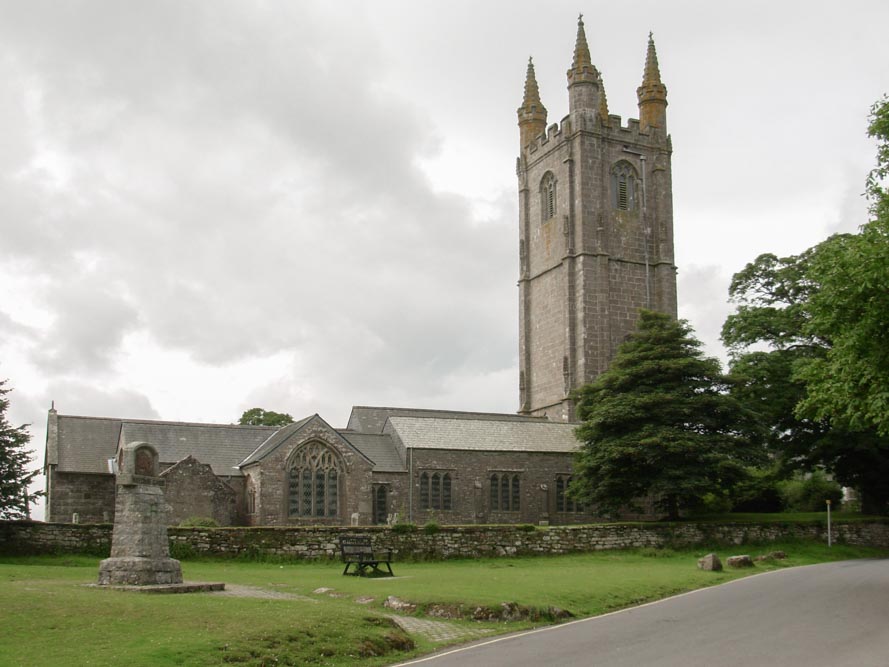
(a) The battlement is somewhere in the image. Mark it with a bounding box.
[523,111,664,157]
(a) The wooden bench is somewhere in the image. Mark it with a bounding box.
[339,535,394,577]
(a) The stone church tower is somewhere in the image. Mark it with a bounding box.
[517,18,677,421]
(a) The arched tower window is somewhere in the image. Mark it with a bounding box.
[287,442,342,518]
[540,172,556,220]
[610,161,638,211]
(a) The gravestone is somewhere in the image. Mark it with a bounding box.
[98,442,183,586]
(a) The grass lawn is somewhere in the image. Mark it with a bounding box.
[2,540,886,666]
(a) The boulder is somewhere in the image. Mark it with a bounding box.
[697,553,723,571]
[727,555,754,568]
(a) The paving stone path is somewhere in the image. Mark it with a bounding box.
[209,583,316,602]
[387,615,494,643]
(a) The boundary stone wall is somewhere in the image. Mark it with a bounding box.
[3,519,888,559]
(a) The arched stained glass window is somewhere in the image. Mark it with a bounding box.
[419,471,452,510]
[555,474,584,513]
[489,473,521,511]
[287,442,342,518]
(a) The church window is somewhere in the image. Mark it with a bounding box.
[489,473,521,511]
[419,471,452,510]
[287,442,341,518]
[555,474,584,513]
[540,172,556,220]
[246,476,256,514]
[610,161,637,211]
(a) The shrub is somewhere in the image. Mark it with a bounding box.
[178,516,219,528]
[779,471,843,512]
[422,521,440,535]
[731,467,785,513]
[391,522,417,534]
[516,524,537,532]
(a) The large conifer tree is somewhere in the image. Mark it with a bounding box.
[572,311,761,519]
[0,378,40,519]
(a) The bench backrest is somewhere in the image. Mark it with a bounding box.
[340,535,373,557]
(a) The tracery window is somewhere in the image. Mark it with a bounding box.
[610,161,637,211]
[555,474,584,513]
[489,473,521,511]
[540,172,556,220]
[287,442,341,518]
[419,471,452,510]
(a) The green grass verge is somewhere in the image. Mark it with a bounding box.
[1,541,886,666]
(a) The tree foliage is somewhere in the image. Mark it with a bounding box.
[0,379,42,519]
[722,98,889,513]
[238,408,294,427]
[572,311,762,520]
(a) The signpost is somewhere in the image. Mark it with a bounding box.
[826,499,832,547]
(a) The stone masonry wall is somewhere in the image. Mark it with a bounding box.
[46,469,116,524]
[4,519,888,559]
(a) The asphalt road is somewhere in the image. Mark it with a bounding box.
[393,559,889,667]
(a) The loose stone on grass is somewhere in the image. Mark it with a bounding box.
[697,553,723,571]
[727,555,754,568]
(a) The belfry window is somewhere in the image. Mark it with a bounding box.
[541,172,556,220]
[287,442,341,518]
[489,473,521,511]
[419,471,452,510]
[611,161,637,211]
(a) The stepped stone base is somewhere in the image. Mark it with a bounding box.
[90,581,224,594]
[98,556,183,586]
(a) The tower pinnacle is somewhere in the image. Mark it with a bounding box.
[637,32,668,131]
[517,57,548,148]
[566,15,600,113]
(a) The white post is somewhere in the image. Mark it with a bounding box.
[826,499,832,548]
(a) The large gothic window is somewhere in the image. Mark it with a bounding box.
[489,473,520,511]
[540,172,556,220]
[419,471,452,510]
[610,161,637,211]
[287,442,341,518]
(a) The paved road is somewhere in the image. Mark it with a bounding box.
[393,559,889,667]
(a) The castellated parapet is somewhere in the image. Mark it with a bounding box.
[517,18,677,421]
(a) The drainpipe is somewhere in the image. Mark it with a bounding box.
[408,448,413,523]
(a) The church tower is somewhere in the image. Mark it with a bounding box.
[517,19,677,421]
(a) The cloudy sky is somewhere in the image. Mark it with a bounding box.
[2,1,887,519]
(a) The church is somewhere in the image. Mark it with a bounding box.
[43,18,677,528]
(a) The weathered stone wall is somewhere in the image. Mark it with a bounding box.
[4,519,888,559]
[399,450,599,526]
[45,469,116,524]
[160,456,237,526]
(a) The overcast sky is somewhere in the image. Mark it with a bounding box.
[2,1,887,519]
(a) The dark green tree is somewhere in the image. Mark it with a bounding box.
[238,407,295,427]
[572,310,762,520]
[722,98,889,514]
[0,379,41,519]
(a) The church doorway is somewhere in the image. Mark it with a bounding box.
[372,485,388,525]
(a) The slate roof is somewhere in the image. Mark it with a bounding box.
[347,405,546,434]
[53,415,123,474]
[340,432,404,472]
[51,414,278,477]
[120,421,278,476]
[386,416,580,453]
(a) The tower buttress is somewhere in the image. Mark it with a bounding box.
[637,33,668,132]
[517,57,547,148]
